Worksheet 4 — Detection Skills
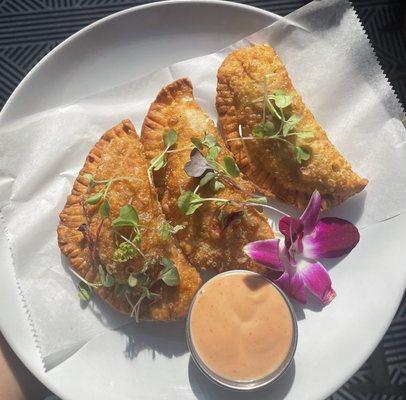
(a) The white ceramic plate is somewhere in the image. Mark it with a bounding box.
[0,1,405,400]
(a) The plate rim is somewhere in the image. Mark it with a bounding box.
[0,1,404,399]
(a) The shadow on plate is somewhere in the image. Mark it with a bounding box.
[188,357,296,400]
[119,320,188,360]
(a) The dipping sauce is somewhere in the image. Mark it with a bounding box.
[188,271,295,385]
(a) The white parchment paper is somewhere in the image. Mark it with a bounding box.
[0,0,405,369]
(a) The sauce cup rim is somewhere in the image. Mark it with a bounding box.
[186,269,298,391]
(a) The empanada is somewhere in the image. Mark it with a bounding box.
[216,44,367,209]
[141,78,274,274]
[58,120,201,321]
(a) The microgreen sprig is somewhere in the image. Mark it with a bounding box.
[228,76,315,163]
[84,174,138,219]
[148,129,178,183]
[177,190,288,217]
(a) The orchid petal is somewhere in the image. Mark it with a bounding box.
[274,270,307,304]
[300,190,321,234]
[302,217,360,259]
[300,261,336,305]
[243,239,283,270]
[279,216,303,250]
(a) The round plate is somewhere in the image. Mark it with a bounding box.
[1,2,405,400]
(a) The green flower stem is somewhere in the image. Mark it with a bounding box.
[70,268,102,289]
[242,202,289,216]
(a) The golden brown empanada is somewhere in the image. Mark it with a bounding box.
[58,120,201,321]
[141,78,274,274]
[216,44,367,209]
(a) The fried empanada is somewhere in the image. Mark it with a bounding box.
[216,44,368,209]
[58,120,201,321]
[141,78,274,274]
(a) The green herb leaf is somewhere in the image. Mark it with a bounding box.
[163,129,177,148]
[160,222,184,240]
[103,273,115,287]
[78,282,91,302]
[113,204,138,228]
[273,90,292,109]
[113,242,137,262]
[291,131,315,139]
[128,274,138,287]
[210,179,225,192]
[99,200,110,219]
[177,191,204,215]
[202,134,218,148]
[295,146,310,163]
[191,137,203,150]
[98,265,106,281]
[136,273,150,287]
[246,196,268,205]
[252,125,265,138]
[114,284,127,297]
[283,114,301,136]
[149,153,166,171]
[161,221,170,240]
[206,145,221,161]
[199,171,216,188]
[222,156,240,177]
[86,192,103,204]
[158,258,180,286]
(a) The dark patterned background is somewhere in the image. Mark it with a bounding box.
[0,1,405,399]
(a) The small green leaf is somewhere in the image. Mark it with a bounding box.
[78,282,91,302]
[98,265,106,281]
[202,134,218,148]
[262,121,276,136]
[291,131,315,139]
[114,284,127,297]
[161,221,170,240]
[84,173,94,184]
[295,146,310,163]
[99,200,110,219]
[113,204,138,228]
[163,129,177,148]
[206,145,221,161]
[177,191,204,215]
[86,192,103,204]
[210,179,225,192]
[283,114,301,136]
[191,137,203,150]
[246,196,268,205]
[199,171,216,188]
[149,153,166,171]
[252,125,265,138]
[161,222,184,240]
[103,273,115,287]
[128,274,138,288]
[171,225,184,234]
[158,258,180,286]
[222,156,240,177]
[273,90,292,109]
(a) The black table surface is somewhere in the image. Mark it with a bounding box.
[0,1,405,399]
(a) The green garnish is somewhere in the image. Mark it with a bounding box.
[177,191,283,217]
[82,173,182,322]
[229,76,315,163]
[161,221,184,240]
[148,129,178,176]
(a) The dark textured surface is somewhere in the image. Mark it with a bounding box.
[0,1,405,399]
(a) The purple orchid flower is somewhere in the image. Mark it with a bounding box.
[244,191,360,305]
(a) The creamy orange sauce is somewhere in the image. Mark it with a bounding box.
[190,272,293,382]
